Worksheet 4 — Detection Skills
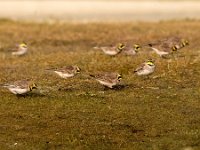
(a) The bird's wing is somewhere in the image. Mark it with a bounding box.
[101,46,116,51]
[14,80,29,89]
[158,43,172,52]
[57,66,74,74]
[98,76,115,84]
[134,63,145,72]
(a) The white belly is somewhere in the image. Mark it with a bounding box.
[12,49,27,56]
[137,68,155,76]
[54,71,74,78]
[152,48,169,57]
[97,80,116,88]
[102,49,118,56]
[9,87,28,95]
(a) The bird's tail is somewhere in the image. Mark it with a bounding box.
[44,68,56,72]
[93,46,102,50]
[89,74,95,78]
[0,84,10,88]
[148,43,153,47]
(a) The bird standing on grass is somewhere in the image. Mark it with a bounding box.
[0,80,37,95]
[144,37,189,58]
[134,60,155,76]
[162,37,189,50]
[121,44,141,56]
[90,72,122,88]
[94,43,126,56]
[46,65,81,79]
[11,42,28,56]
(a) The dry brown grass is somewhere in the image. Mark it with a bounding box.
[0,19,200,149]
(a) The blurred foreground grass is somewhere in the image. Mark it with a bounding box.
[0,20,200,149]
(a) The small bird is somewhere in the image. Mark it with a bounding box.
[1,80,37,95]
[46,65,81,79]
[163,37,189,48]
[147,42,175,57]
[145,37,189,57]
[94,43,125,56]
[122,44,141,56]
[12,42,28,56]
[134,60,155,76]
[90,72,122,88]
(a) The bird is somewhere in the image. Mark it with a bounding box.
[1,80,37,95]
[162,37,189,49]
[90,72,122,88]
[145,37,189,57]
[46,65,81,79]
[11,42,28,56]
[134,60,155,76]
[94,43,125,56]
[147,42,175,57]
[121,44,141,56]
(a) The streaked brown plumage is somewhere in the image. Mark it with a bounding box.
[145,37,189,57]
[1,80,37,95]
[46,65,81,79]
[90,72,122,88]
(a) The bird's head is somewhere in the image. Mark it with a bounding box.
[117,43,126,51]
[75,66,81,73]
[29,82,37,91]
[172,45,178,51]
[181,39,189,47]
[117,74,122,81]
[19,42,28,49]
[134,44,141,52]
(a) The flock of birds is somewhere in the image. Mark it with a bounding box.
[0,36,189,96]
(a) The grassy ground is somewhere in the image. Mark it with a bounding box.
[0,19,200,150]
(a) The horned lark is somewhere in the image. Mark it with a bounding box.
[147,42,174,57]
[146,37,189,57]
[162,37,189,49]
[94,43,125,56]
[46,65,81,79]
[134,60,155,76]
[1,80,37,95]
[122,44,141,56]
[90,72,122,88]
[12,42,28,56]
